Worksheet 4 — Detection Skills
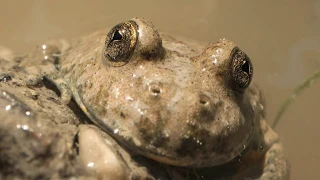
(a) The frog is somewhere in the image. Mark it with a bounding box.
[24,17,288,179]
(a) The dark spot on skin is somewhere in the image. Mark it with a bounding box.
[198,107,214,122]
[175,138,201,158]
[120,112,125,118]
[175,123,215,159]
[216,136,222,143]
[0,74,12,82]
[140,48,164,60]
[47,97,62,105]
[266,151,276,165]
[73,133,79,155]
[195,162,239,179]
[138,114,169,147]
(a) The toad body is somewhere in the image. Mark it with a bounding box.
[26,18,288,179]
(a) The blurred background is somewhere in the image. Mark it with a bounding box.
[0,0,319,179]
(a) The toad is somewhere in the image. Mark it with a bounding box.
[24,18,288,179]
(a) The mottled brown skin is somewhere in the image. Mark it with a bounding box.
[39,18,288,179]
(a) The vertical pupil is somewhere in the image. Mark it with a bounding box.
[112,30,123,41]
[242,60,249,73]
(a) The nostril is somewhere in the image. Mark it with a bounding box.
[200,99,207,105]
[148,81,163,97]
[151,86,161,94]
[199,94,210,106]
[198,93,217,122]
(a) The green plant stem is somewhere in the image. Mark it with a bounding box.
[272,69,320,129]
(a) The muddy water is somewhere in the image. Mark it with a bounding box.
[0,0,319,179]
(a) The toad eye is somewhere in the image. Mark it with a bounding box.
[103,21,138,66]
[230,47,253,90]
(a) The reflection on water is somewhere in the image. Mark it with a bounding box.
[0,0,319,179]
